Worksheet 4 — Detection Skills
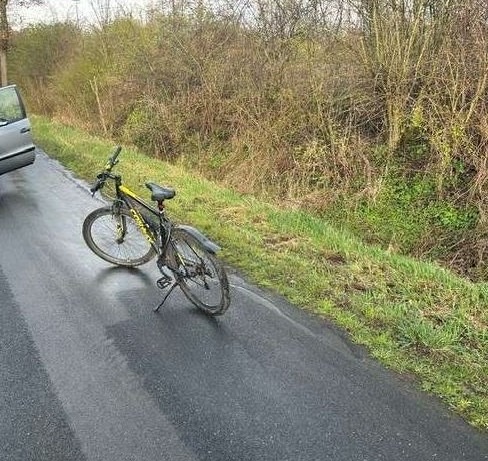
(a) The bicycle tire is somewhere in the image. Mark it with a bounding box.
[83,206,157,267]
[168,228,230,315]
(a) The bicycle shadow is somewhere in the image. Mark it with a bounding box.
[95,265,155,289]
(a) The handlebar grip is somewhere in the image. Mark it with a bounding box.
[109,146,122,165]
[103,146,122,171]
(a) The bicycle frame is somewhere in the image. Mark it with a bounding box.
[111,177,173,257]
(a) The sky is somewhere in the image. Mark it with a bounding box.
[10,0,158,27]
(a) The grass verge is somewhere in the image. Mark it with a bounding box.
[32,115,488,431]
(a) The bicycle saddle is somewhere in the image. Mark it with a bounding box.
[145,182,176,201]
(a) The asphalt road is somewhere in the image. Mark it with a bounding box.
[0,151,487,461]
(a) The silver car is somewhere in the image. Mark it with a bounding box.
[0,85,35,175]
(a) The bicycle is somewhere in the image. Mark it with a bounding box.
[82,146,230,316]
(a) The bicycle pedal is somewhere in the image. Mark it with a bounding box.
[156,276,173,290]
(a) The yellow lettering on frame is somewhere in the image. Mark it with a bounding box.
[130,208,155,244]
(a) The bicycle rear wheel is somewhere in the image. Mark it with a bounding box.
[168,228,230,315]
[83,206,157,267]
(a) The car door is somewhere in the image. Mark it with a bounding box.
[0,85,35,176]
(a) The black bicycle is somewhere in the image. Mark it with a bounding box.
[82,146,230,316]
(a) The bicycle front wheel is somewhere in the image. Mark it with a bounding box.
[169,228,230,316]
[83,206,157,267]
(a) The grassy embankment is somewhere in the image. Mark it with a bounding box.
[33,115,487,431]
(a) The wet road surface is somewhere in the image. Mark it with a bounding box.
[0,151,487,460]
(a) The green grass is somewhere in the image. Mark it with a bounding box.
[32,115,488,431]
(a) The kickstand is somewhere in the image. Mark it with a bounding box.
[154,281,178,312]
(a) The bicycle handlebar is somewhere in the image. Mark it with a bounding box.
[90,146,122,195]
[105,146,122,171]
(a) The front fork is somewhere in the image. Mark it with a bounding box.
[111,200,127,243]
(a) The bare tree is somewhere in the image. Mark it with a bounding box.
[0,0,43,86]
